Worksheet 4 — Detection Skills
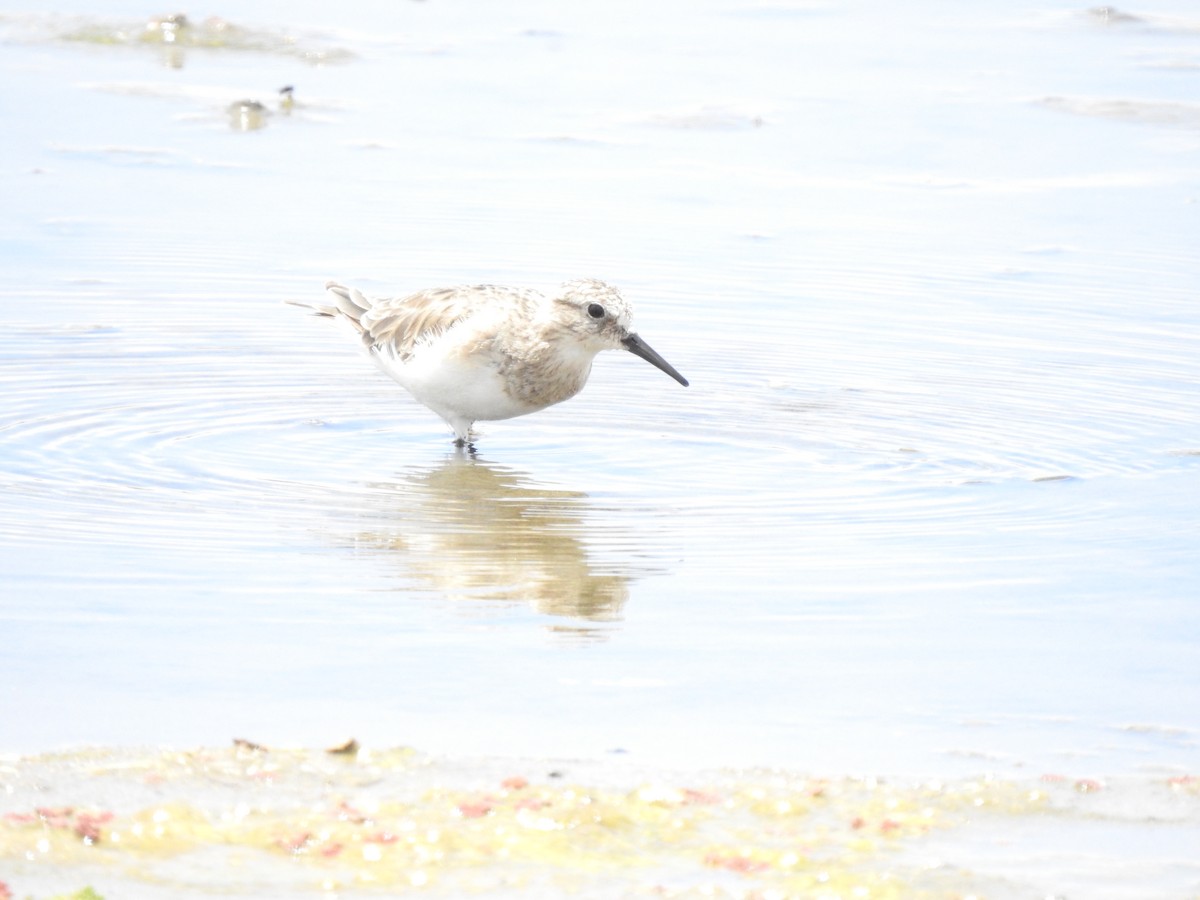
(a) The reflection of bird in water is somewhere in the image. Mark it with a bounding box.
[227,99,270,131]
[354,453,649,637]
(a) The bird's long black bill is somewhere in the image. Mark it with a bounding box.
[622,333,689,387]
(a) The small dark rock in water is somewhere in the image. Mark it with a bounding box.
[326,738,360,755]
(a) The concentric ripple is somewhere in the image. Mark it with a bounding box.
[3,242,1198,563]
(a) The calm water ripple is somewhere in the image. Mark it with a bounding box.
[2,0,1198,823]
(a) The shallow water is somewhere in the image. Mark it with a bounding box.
[1,0,1199,895]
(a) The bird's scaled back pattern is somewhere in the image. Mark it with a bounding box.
[295,279,688,444]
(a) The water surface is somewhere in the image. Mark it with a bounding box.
[1,1,1199,895]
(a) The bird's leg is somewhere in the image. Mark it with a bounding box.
[451,437,478,458]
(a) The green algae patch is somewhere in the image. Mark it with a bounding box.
[2,745,1196,897]
[29,12,355,65]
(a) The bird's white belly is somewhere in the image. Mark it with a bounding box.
[373,347,536,423]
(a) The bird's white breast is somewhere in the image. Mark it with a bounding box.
[371,323,540,424]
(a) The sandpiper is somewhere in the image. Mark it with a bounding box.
[292,279,688,445]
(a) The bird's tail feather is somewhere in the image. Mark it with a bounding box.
[324,281,372,322]
[283,298,338,317]
[286,282,373,333]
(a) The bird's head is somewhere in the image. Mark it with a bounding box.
[554,279,689,387]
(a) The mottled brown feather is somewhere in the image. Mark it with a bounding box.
[343,285,538,362]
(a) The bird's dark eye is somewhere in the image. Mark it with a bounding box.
[587,303,605,319]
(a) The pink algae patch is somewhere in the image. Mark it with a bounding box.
[4,808,115,845]
[1168,774,1198,791]
[703,851,770,874]
[455,799,495,819]
[0,745,1181,898]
